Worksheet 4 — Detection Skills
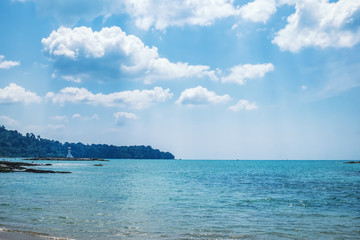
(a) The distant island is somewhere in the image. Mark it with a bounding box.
[0,126,175,159]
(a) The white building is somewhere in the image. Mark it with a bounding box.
[66,147,73,158]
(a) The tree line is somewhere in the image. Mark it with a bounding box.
[0,126,174,159]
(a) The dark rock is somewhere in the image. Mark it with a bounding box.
[93,164,103,167]
[25,168,71,174]
[0,161,71,174]
[24,157,108,161]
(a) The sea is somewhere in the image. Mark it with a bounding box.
[0,160,359,240]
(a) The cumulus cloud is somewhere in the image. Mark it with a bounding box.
[123,0,239,30]
[45,86,173,109]
[238,0,277,23]
[221,63,274,85]
[176,86,230,106]
[0,55,20,69]
[114,112,138,126]
[42,26,216,83]
[229,100,258,111]
[272,0,360,52]
[0,83,41,104]
[0,115,20,127]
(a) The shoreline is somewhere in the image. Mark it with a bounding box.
[23,157,108,162]
[0,228,71,240]
[0,161,71,173]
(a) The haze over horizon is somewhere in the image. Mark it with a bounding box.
[0,0,360,160]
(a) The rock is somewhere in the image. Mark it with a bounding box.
[25,169,71,174]
[0,161,71,174]
[93,164,103,167]
[24,157,108,161]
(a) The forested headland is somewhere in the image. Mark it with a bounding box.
[0,126,175,159]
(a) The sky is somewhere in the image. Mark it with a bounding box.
[0,0,360,160]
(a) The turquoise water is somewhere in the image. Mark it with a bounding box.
[0,160,359,239]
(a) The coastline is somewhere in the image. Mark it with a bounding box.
[23,157,108,162]
[0,228,71,240]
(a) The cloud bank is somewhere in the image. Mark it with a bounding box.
[17,0,360,53]
[45,86,173,109]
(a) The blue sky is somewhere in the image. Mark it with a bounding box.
[0,0,360,160]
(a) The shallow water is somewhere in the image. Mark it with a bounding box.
[1,160,359,239]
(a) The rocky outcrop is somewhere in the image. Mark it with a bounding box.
[0,161,71,173]
[24,157,108,161]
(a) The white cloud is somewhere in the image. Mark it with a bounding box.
[45,86,173,109]
[221,63,274,85]
[123,0,239,30]
[72,113,81,119]
[176,86,230,106]
[0,55,20,69]
[301,85,308,90]
[42,26,215,83]
[229,100,258,111]
[26,124,66,134]
[50,115,68,122]
[144,58,217,84]
[91,114,100,120]
[114,112,138,125]
[0,115,20,127]
[62,75,82,83]
[272,0,360,52]
[72,113,100,120]
[14,0,278,30]
[0,83,42,104]
[238,0,277,23]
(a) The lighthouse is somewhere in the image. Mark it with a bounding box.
[66,147,73,158]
